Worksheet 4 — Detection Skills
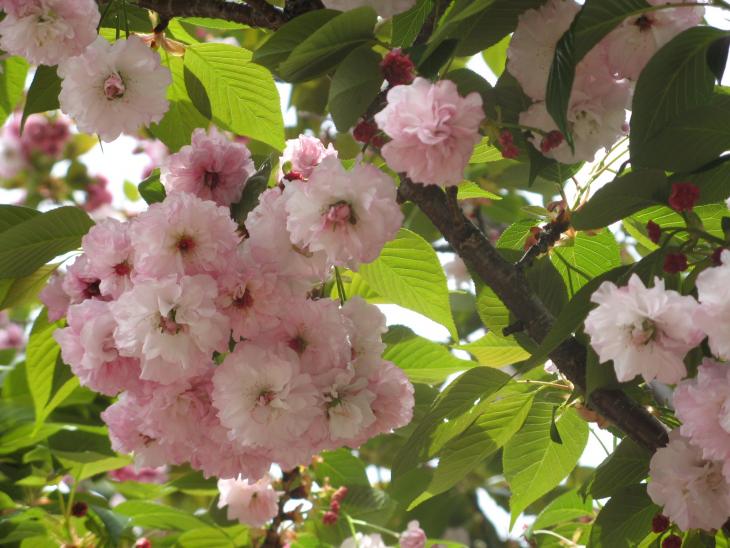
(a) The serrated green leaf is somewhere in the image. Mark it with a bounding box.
[482,34,510,77]
[530,489,593,532]
[409,390,534,508]
[114,501,208,531]
[392,0,435,48]
[0,56,28,127]
[551,229,621,296]
[504,402,588,524]
[469,138,503,164]
[590,438,651,499]
[25,309,63,428]
[278,7,377,83]
[456,333,529,368]
[53,450,132,481]
[384,334,476,384]
[138,169,166,205]
[313,449,369,488]
[0,205,41,234]
[21,66,61,131]
[0,206,93,278]
[476,285,510,335]
[359,228,458,339]
[590,484,659,548]
[150,55,210,152]
[184,43,284,151]
[457,181,501,201]
[328,45,383,131]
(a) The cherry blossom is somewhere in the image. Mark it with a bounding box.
[217,475,280,527]
[280,134,337,180]
[647,431,730,531]
[322,0,416,18]
[284,157,403,268]
[400,520,427,548]
[161,126,254,207]
[584,275,702,384]
[375,77,484,186]
[81,218,135,299]
[694,250,730,360]
[0,0,100,66]
[58,36,171,142]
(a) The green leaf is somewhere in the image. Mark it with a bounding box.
[384,333,476,384]
[531,489,593,532]
[123,181,141,202]
[0,56,29,127]
[590,484,660,548]
[469,138,503,164]
[0,205,40,233]
[25,310,62,427]
[456,181,501,200]
[166,472,218,496]
[482,34,510,77]
[184,43,285,151]
[278,7,377,83]
[138,169,166,205]
[631,26,730,158]
[331,270,386,303]
[150,55,210,152]
[21,66,62,130]
[0,265,57,311]
[253,10,340,70]
[0,206,93,278]
[328,45,383,131]
[590,438,651,499]
[632,90,730,172]
[114,501,208,531]
[178,527,248,548]
[53,450,132,481]
[456,333,530,368]
[393,368,512,476]
[476,285,510,335]
[551,229,621,296]
[392,0,435,48]
[570,169,668,230]
[504,401,588,523]
[359,228,458,339]
[313,449,369,488]
[408,390,534,508]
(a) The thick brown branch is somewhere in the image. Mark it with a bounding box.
[398,178,669,452]
[132,0,287,29]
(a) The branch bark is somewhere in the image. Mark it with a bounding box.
[132,0,287,29]
[398,178,669,452]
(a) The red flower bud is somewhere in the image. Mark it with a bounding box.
[540,130,564,153]
[322,511,339,525]
[381,49,415,87]
[647,220,662,244]
[283,171,304,182]
[668,182,700,212]
[663,252,688,273]
[329,500,341,513]
[353,120,379,144]
[71,501,88,517]
[662,534,682,548]
[498,130,519,159]
[332,485,349,503]
[651,513,670,533]
[135,539,152,548]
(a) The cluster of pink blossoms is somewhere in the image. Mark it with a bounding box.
[507,0,703,163]
[584,252,730,530]
[41,129,413,492]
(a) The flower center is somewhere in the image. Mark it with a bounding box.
[629,318,657,346]
[203,171,220,189]
[324,201,356,230]
[233,287,253,309]
[635,15,654,31]
[159,309,182,335]
[104,73,126,100]
[257,390,276,406]
[176,235,195,254]
[83,279,102,299]
[288,335,308,355]
[113,261,131,276]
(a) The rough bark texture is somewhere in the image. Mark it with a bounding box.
[398,179,669,452]
[133,0,287,29]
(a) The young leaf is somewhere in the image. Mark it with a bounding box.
[590,484,660,548]
[590,437,651,499]
[0,56,29,127]
[359,228,458,339]
[456,333,530,368]
[22,66,62,130]
[138,169,166,205]
[25,310,63,428]
[392,0,435,48]
[328,45,383,132]
[384,334,476,384]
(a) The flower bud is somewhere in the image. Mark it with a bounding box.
[668,182,700,213]
[651,513,670,533]
[381,49,415,87]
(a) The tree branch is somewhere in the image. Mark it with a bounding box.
[132,0,287,29]
[397,178,669,452]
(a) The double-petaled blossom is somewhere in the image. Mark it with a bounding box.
[217,475,280,527]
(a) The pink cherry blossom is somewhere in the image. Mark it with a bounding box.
[284,157,403,268]
[161,126,255,207]
[375,77,484,186]
[108,465,168,484]
[280,134,338,180]
[584,275,702,384]
[647,430,730,532]
[0,322,24,350]
[320,368,376,443]
[211,342,320,451]
[694,250,730,360]
[83,176,114,213]
[0,0,100,66]
[342,297,387,377]
[602,0,704,80]
[55,300,142,396]
[340,533,387,548]
[243,187,331,293]
[62,255,104,304]
[111,275,230,384]
[400,520,427,548]
[507,0,581,101]
[81,218,134,299]
[58,36,171,142]
[130,192,240,280]
[360,360,414,442]
[3,113,72,159]
[674,359,730,479]
[40,271,71,322]
[217,475,280,527]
